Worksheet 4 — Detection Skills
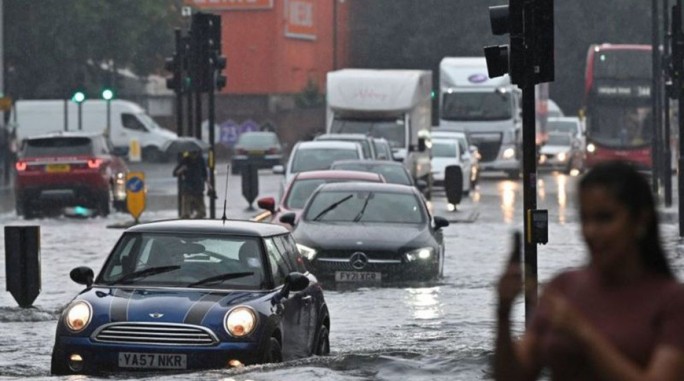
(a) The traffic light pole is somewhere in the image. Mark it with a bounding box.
[208,69,216,219]
[664,0,673,207]
[673,0,684,236]
[521,83,538,326]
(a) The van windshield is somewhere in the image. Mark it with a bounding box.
[441,91,512,121]
[137,113,161,130]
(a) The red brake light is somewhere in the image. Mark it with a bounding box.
[15,161,27,171]
[266,147,278,154]
[87,158,103,169]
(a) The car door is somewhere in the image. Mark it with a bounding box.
[264,237,312,359]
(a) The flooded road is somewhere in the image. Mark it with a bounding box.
[1,168,682,381]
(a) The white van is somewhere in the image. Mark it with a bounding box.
[11,99,177,161]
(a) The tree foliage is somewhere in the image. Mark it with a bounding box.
[5,0,184,99]
[348,0,654,116]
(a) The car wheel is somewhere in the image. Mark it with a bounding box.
[314,325,330,356]
[261,337,282,363]
[22,200,36,220]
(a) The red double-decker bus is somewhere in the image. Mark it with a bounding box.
[583,44,652,170]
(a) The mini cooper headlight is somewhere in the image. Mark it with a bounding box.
[225,306,257,337]
[296,244,317,261]
[64,301,92,332]
[404,247,434,262]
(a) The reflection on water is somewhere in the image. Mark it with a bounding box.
[405,287,442,321]
[498,181,517,223]
[556,174,568,223]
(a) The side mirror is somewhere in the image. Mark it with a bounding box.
[257,197,276,213]
[285,272,310,292]
[272,165,285,175]
[70,266,94,287]
[272,272,310,304]
[434,216,449,230]
[279,212,297,226]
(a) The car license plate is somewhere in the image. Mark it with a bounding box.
[118,352,187,369]
[46,164,70,173]
[248,150,265,156]
[335,271,381,282]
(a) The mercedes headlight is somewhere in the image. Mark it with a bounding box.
[502,147,516,159]
[64,301,92,332]
[404,247,434,262]
[586,143,596,153]
[225,306,257,337]
[296,244,317,260]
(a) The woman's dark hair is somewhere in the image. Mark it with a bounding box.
[579,160,673,278]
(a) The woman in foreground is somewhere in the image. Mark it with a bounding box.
[495,160,684,380]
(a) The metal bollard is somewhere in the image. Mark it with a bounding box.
[4,225,41,308]
[445,165,463,206]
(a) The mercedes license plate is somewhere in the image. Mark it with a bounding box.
[118,352,187,369]
[335,271,381,282]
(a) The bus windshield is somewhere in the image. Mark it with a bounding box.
[330,119,405,149]
[587,104,651,148]
[593,50,651,80]
[441,91,512,121]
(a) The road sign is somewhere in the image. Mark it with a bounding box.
[125,172,146,222]
[0,96,12,111]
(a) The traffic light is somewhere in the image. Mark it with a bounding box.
[165,54,182,92]
[213,54,227,90]
[483,0,525,86]
[71,90,86,103]
[191,12,222,92]
[531,0,554,84]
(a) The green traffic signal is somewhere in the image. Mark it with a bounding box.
[101,88,114,100]
[71,91,86,103]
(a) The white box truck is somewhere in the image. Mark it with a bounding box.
[437,57,522,178]
[326,69,433,191]
[11,99,177,161]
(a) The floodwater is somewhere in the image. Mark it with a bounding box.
[1,172,683,381]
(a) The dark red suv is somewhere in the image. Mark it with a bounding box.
[14,132,128,218]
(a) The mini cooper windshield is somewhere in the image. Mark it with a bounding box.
[98,233,266,289]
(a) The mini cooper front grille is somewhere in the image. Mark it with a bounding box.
[93,322,218,346]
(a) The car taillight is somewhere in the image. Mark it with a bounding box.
[87,159,103,169]
[15,161,27,171]
[266,147,278,154]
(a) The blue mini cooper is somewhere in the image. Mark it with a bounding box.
[51,219,330,375]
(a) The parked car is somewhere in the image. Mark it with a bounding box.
[538,131,584,173]
[14,132,128,218]
[431,130,480,190]
[257,169,386,226]
[50,219,330,375]
[273,140,365,191]
[281,182,449,285]
[314,133,376,159]
[231,131,283,174]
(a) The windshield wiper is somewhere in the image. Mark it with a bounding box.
[112,265,181,285]
[313,194,353,221]
[187,272,255,287]
[353,192,373,222]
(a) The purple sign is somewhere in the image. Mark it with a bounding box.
[239,119,259,134]
[468,74,489,84]
[219,120,239,146]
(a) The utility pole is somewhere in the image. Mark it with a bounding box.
[664,0,673,207]
[485,0,554,323]
[672,0,684,236]
[653,0,664,197]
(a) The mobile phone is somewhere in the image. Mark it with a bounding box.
[509,231,522,264]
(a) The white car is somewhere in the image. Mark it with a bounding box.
[431,137,471,200]
[273,140,365,195]
[431,130,480,190]
[538,131,584,173]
